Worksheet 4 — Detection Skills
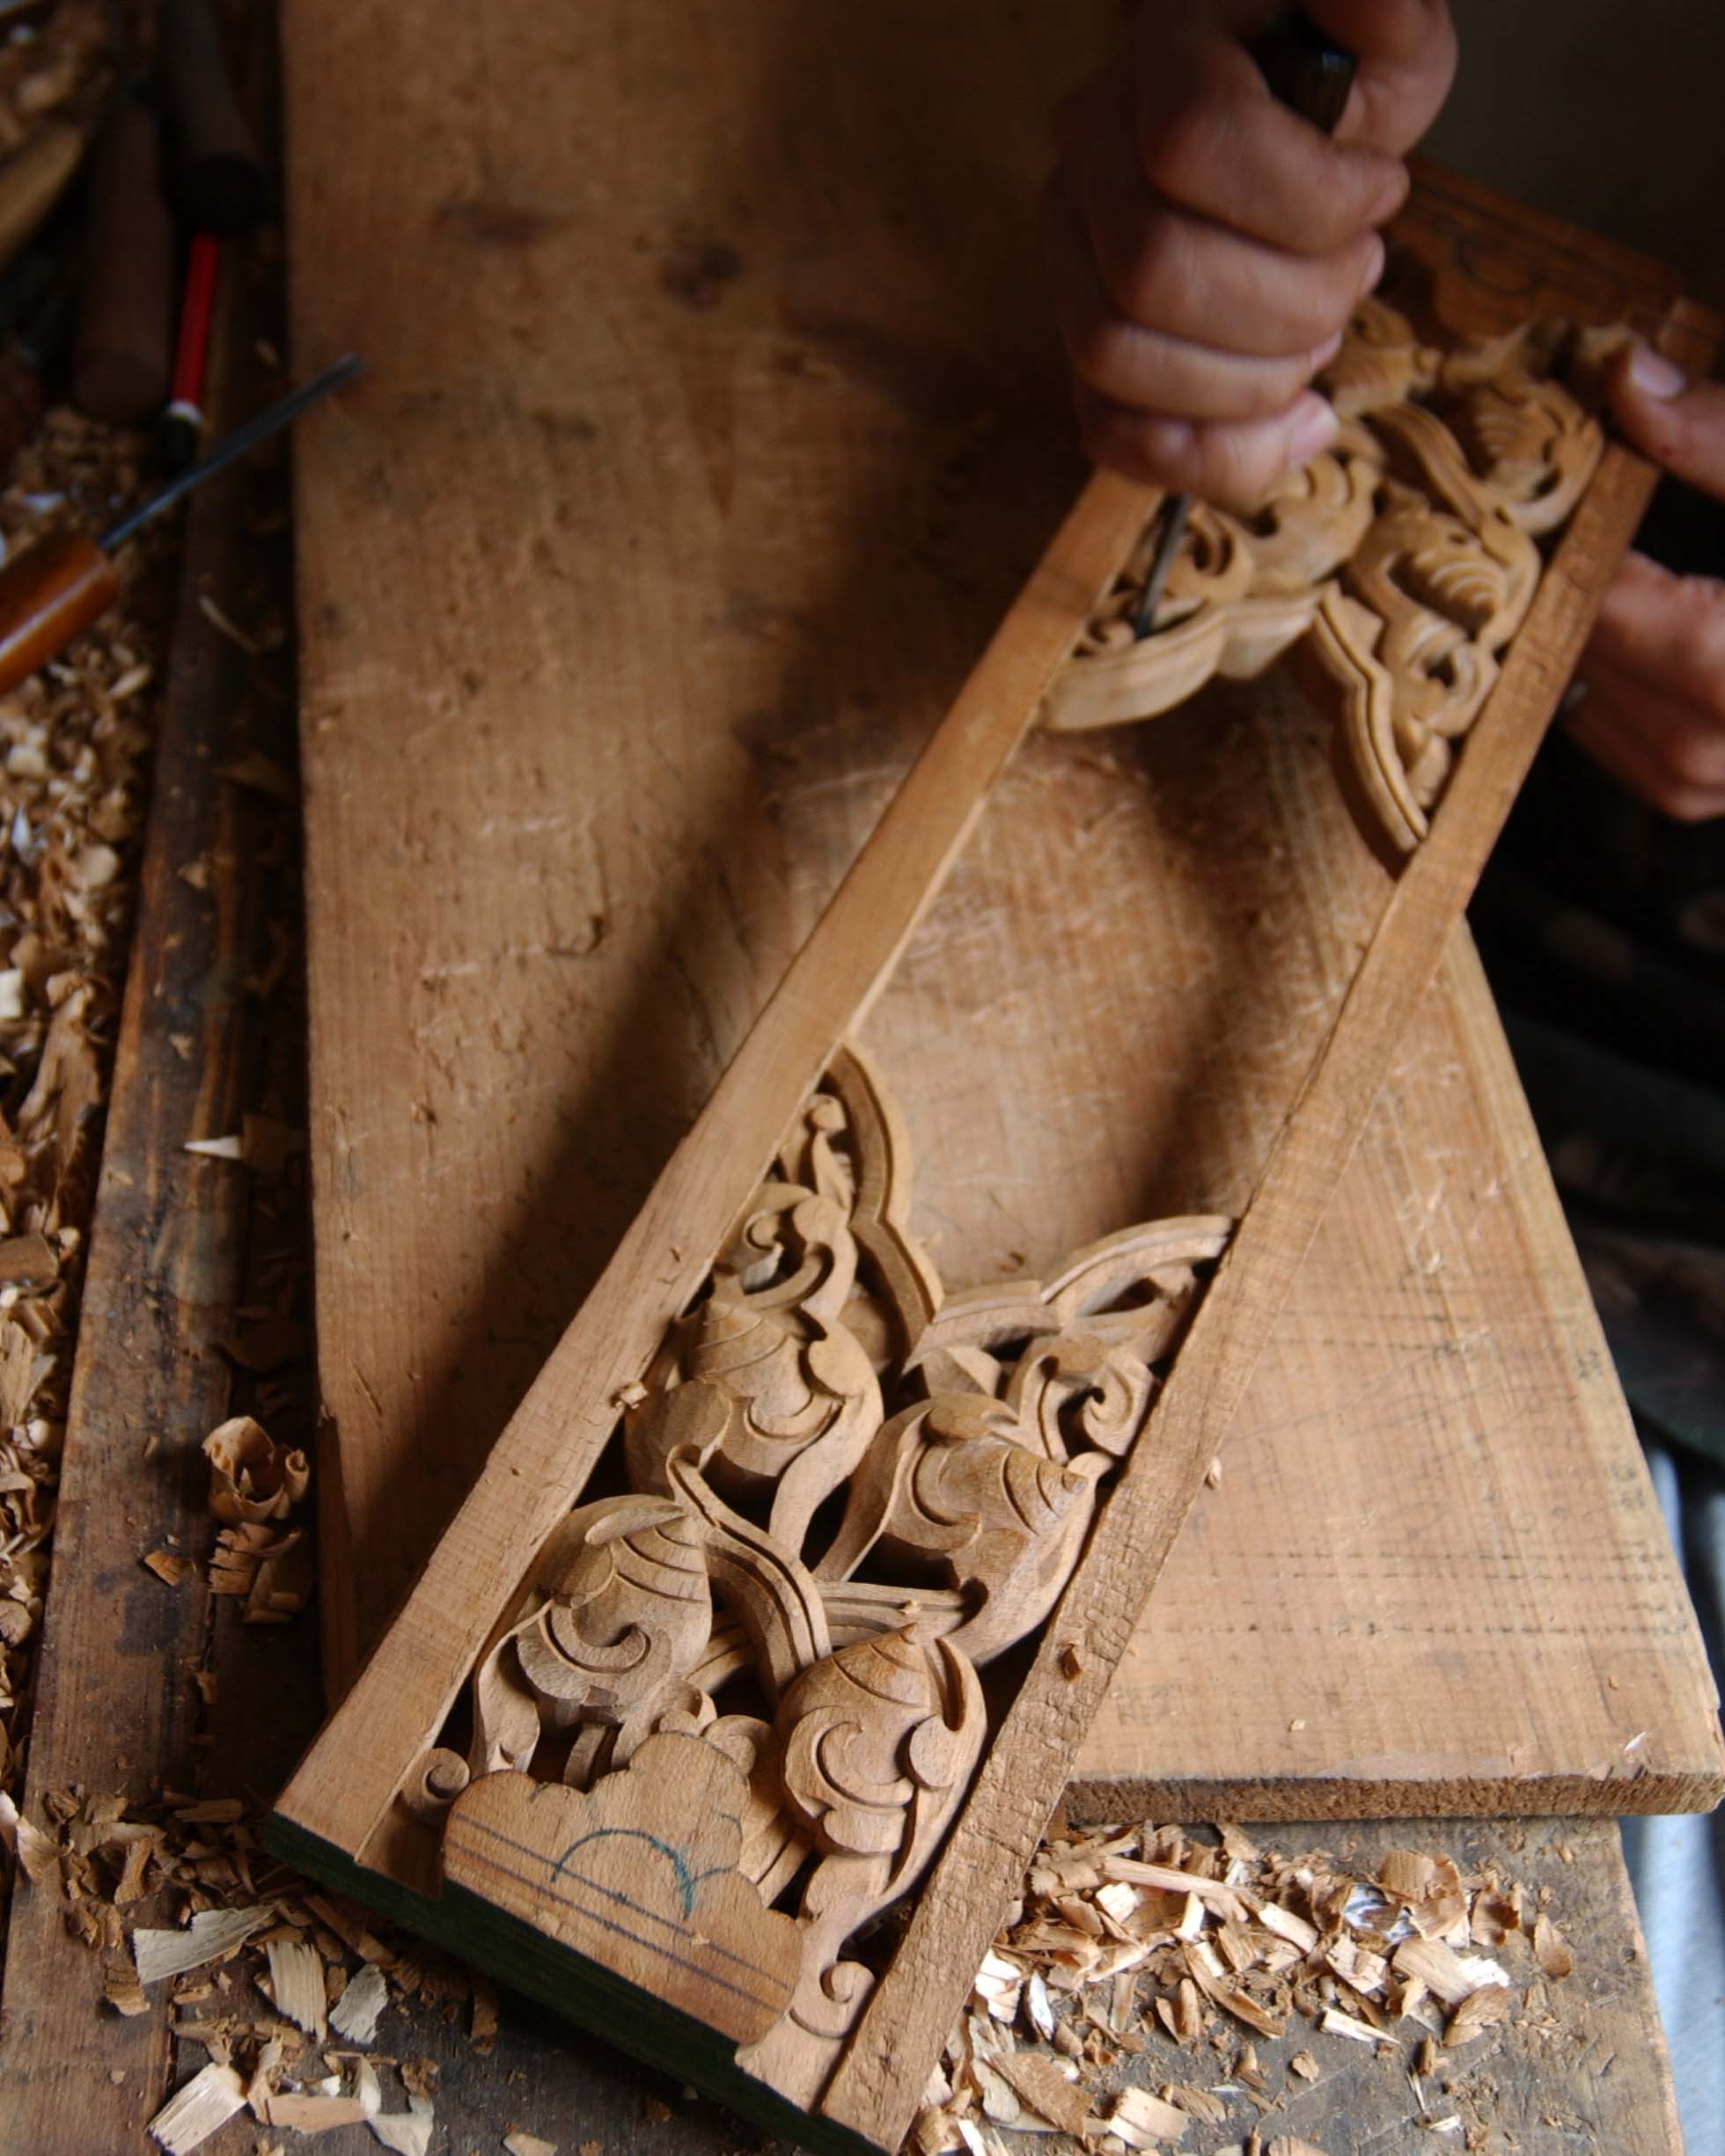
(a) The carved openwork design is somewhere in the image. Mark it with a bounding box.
[422,1045,1229,2104]
[1045,297,1611,852]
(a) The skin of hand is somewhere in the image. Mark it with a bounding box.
[1044,0,1457,507]
[1570,346,1725,822]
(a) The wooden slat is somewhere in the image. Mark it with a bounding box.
[818,443,1667,2151]
[0,280,324,2152]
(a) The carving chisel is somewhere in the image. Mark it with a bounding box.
[1132,8,1358,637]
[0,353,361,695]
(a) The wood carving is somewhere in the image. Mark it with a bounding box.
[1044,293,1607,852]
[422,1042,1228,2107]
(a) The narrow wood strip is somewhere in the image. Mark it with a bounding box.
[275,468,1153,1859]
[818,443,1658,2152]
[0,284,309,2149]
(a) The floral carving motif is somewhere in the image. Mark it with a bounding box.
[1046,293,1609,853]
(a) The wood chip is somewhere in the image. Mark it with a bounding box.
[1288,2052,1318,2082]
[259,2093,370,2132]
[330,1960,389,2043]
[504,2134,560,2156]
[134,1905,270,1984]
[143,1549,195,1587]
[1319,2007,1391,2047]
[1391,1938,1508,2008]
[104,1956,150,2016]
[367,2097,436,2156]
[1108,2086,1190,2146]
[990,2051,1089,2137]
[148,2062,247,2152]
[1531,1913,1573,1980]
[1444,1984,1512,2047]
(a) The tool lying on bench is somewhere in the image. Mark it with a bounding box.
[0,349,359,694]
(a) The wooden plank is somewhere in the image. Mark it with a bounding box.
[279,464,1148,1863]
[283,0,1722,1822]
[1073,923,1725,1819]
[817,439,1669,2152]
[274,185,1709,2156]
[0,273,325,2151]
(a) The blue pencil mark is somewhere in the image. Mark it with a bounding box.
[555,1827,698,1918]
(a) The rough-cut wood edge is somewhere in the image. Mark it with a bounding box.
[1065,924,1725,1824]
[818,443,1663,2152]
[271,467,1154,1864]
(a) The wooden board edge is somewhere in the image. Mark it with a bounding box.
[261,1814,885,2156]
[1061,1766,1725,1829]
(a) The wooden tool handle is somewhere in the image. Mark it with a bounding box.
[0,530,120,694]
[163,0,268,235]
[1250,7,1357,131]
[72,103,176,426]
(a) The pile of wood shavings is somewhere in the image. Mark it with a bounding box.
[0,411,177,1815]
[0,1779,495,2152]
[915,1820,1576,2156]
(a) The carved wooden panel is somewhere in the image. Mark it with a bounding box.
[270,162,1719,2156]
[426,1044,1229,2108]
[1046,293,1614,853]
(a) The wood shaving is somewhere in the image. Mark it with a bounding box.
[134,1904,270,1984]
[367,2098,436,2155]
[919,1821,1582,2156]
[148,2061,247,2152]
[258,2092,369,2131]
[264,1933,328,2039]
[202,1415,310,1523]
[991,2050,1090,2135]
[1531,1913,1573,1979]
[1108,2085,1189,2145]
[504,2134,560,2156]
[330,1959,389,2042]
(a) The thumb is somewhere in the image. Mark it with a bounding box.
[1303,0,1457,152]
[1609,343,1725,502]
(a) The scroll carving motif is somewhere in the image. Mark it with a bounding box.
[413,1043,1230,2107]
[1044,294,1610,852]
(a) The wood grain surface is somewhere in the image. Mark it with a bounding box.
[0,256,326,2154]
[283,0,1721,1821]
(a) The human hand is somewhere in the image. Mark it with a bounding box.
[1043,1,1456,507]
[1571,347,1725,822]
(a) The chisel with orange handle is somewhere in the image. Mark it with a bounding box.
[0,352,360,694]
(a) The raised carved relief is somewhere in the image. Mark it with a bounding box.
[1044,292,1608,852]
[414,1044,1230,2106]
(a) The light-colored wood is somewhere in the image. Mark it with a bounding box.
[281,463,1149,1866]
[814,441,1671,2153]
[287,0,1722,1830]
[444,1736,805,2046]
[1071,923,1725,1820]
[418,1042,1231,2115]
[278,180,1718,2156]
[1047,299,1605,852]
